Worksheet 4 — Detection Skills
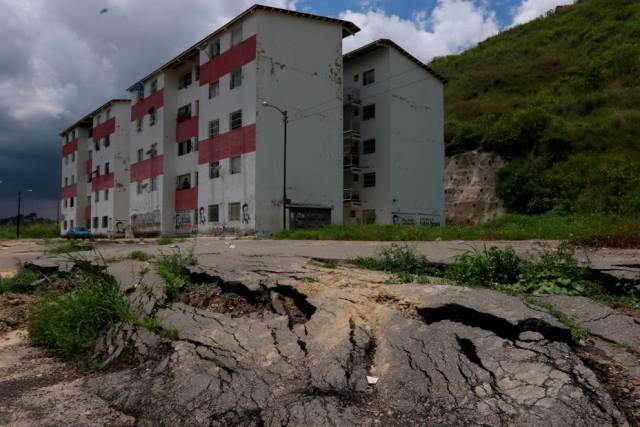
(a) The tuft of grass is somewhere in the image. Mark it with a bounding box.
[156,250,197,302]
[48,241,96,254]
[27,272,131,364]
[157,236,173,246]
[0,266,40,294]
[129,250,151,262]
[524,297,587,345]
[275,213,640,248]
[137,315,179,340]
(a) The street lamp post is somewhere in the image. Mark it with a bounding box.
[261,101,288,230]
[16,189,32,239]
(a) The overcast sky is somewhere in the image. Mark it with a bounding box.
[0,0,572,219]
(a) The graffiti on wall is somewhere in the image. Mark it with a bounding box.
[132,210,161,236]
[392,212,441,227]
[242,203,250,224]
[199,207,206,225]
[175,210,196,234]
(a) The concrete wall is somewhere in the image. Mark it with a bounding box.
[254,11,344,231]
[388,49,445,226]
[59,126,89,233]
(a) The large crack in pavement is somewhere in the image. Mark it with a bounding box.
[20,257,636,426]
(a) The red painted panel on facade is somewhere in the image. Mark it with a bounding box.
[199,35,257,86]
[176,115,198,142]
[93,117,116,142]
[131,89,165,122]
[61,184,77,199]
[86,159,92,175]
[91,173,114,192]
[198,124,256,165]
[84,206,91,220]
[175,187,197,211]
[62,139,78,157]
[130,155,164,182]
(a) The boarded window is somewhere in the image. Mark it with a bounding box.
[208,119,219,138]
[363,172,376,188]
[363,104,375,120]
[209,161,220,179]
[230,156,241,174]
[363,69,375,85]
[228,202,241,221]
[208,204,219,222]
[230,110,242,130]
[363,139,376,154]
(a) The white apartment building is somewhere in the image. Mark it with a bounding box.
[127,5,359,236]
[59,99,131,236]
[342,39,446,226]
[59,5,445,236]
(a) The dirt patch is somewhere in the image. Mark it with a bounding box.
[0,293,40,335]
[186,283,269,316]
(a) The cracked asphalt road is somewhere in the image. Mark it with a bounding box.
[1,239,640,426]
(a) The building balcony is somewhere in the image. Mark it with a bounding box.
[343,188,361,205]
[343,154,361,174]
[343,120,361,141]
[344,87,361,107]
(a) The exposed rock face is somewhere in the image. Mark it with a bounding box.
[445,150,506,225]
[86,259,634,426]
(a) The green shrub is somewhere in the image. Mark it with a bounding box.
[156,251,196,301]
[129,251,151,262]
[355,244,439,276]
[28,274,130,363]
[48,241,95,254]
[0,266,39,294]
[445,246,524,288]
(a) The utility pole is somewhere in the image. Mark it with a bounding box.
[16,189,32,239]
[261,101,288,230]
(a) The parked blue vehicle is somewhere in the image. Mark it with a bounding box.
[66,227,93,240]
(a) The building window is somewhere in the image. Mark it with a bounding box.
[87,195,91,205]
[70,219,74,229]
[104,189,109,201]
[209,39,220,58]
[95,140,100,151]
[64,177,68,186]
[363,139,376,154]
[208,119,219,138]
[137,181,143,195]
[96,165,101,176]
[106,108,111,120]
[137,118,143,132]
[71,151,75,162]
[230,156,241,174]
[177,173,191,190]
[353,74,359,82]
[195,66,200,82]
[231,26,243,47]
[230,110,242,130]
[228,202,241,221]
[363,104,376,120]
[63,220,67,230]
[65,156,68,165]
[363,69,375,86]
[104,135,110,147]
[363,172,376,188]
[95,191,99,202]
[150,177,157,191]
[230,69,242,89]
[96,114,101,125]
[178,71,193,90]
[150,143,158,157]
[363,209,376,224]
[177,104,192,122]
[70,197,74,207]
[178,139,192,156]
[71,174,75,184]
[208,81,219,99]
[137,148,144,162]
[102,216,108,228]
[149,108,157,126]
[105,162,110,174]
[150,79,158,94]
[208,204,219,222]
[209,161,220,179]
[63,199,68,208]
[93,217,98,229]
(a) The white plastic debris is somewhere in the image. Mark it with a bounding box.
[229,245,236,249]
[367,376,379,385]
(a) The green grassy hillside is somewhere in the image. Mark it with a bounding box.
[429,0,640,215]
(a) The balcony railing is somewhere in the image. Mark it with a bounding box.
[343,154,360,168]
[343,188,360,203]
[344,87,361,106]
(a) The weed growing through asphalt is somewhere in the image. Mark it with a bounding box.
[524,297,587,344]
[137,315,179,340]
[48,241,96,254]
[27,268,131,364]
[156,250,197,302]
[0,266,40,294]
[157,236,173,246]
[356,244,443,276]
[130,250,152,262]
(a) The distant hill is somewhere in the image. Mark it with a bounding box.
[429,0,640,215]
